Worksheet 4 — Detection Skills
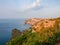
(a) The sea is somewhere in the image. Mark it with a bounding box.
[0,19,30,45]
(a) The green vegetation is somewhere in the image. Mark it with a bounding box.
[6,18,60,45]
[6,28,60,45]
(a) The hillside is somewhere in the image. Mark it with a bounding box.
[6,17,60,45]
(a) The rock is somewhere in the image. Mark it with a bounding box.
[11,28,28,39]
[11,28,21,39]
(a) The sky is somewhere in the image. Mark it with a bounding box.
[0,0,60,19]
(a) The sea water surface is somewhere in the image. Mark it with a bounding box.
[0,19,30,45]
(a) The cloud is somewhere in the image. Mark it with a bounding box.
[22,0,41,10]
[27,0,40,8]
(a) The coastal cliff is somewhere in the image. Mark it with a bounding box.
[25,17,60,32]
[6,17,60,45]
